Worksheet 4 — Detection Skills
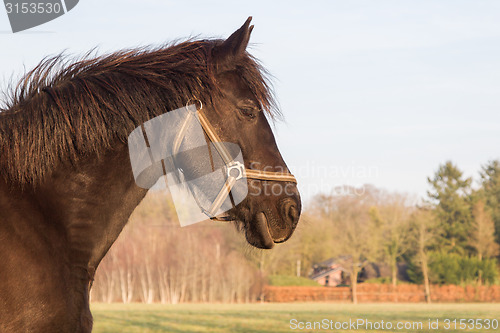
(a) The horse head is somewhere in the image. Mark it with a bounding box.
[199,18,301,248]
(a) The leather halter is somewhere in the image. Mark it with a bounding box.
[171,101,297,222]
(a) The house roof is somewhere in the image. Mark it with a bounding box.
[314,255,351,268]
[310,267,344,280]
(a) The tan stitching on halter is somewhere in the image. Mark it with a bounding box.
[245,169,297,183]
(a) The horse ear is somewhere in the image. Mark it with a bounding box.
[212,17,254,69]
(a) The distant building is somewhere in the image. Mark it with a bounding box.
[310,256,410,286]
[309,256,351,287]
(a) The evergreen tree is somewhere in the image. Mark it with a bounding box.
[427,161,472,254]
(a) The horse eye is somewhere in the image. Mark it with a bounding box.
[239,108,257,119]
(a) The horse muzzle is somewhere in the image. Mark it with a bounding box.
[246,187,301,249]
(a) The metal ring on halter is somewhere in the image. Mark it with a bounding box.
[227,161,245,181]
[185,98,203,112]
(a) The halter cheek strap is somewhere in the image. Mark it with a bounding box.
[171,101,297,222]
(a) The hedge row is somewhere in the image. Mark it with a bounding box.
[263,284,500,302]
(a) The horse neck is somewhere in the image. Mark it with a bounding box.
[35,140,147,273]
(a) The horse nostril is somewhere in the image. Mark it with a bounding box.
[271,197,301,243]
[280,198,300,228]
[288,205,298,223]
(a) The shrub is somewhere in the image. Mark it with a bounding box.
[428,252,498,285]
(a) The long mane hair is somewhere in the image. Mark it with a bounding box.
[0,40,277,185]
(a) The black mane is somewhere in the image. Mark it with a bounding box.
[0,39,277,185]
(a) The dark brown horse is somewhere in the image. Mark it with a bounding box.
[0,18,300,332]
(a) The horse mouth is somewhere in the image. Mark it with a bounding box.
[244,212,275,249]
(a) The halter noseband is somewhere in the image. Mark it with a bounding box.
[170,101,297,222]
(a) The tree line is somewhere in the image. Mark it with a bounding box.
[91,160,500,303]
[91,194,261,303]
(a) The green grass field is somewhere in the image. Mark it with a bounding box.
[91,303,499,333]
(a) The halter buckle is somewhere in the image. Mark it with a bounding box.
[226,161,245,181]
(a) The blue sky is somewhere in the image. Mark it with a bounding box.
[1,0,499,203]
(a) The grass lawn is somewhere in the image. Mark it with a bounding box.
[91,303,499,333]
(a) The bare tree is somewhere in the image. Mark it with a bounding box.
[116,244,136,303]
[470,201,500,261]
[95,250,117,303]
[319,187,383,303]
[370,193,414,287]
[410,207,438,303]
